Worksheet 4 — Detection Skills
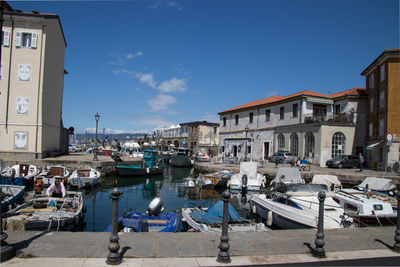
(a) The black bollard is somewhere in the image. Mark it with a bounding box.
[106,188,123,265]
[312,191,326,258]
[217,190,231,263]
[393,191,400,252]
[1,212,15,262]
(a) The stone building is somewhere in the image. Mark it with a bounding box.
[180,121,219,156]
[0,5,68,159]
[361,49,400,170]
[218,88,367,166]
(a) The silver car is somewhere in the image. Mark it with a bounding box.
[268,152,294,164]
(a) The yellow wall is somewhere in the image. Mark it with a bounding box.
[387,59,400,138]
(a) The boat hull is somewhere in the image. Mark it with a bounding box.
[170,155,192,167]
[1,185,25,211]
[116,165,164,177]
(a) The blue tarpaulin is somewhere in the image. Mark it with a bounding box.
[191,201,242,225]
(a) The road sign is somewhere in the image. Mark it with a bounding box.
[386,132,393,142]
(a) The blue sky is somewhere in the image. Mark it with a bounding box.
[10,0,399,134]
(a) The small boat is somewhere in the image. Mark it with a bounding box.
[4,191,85,231]
[183,177,196,188]
[195,174,214,189]
[170,148,194,167]
[35,166,70,190]
[1,185,25,212]
[68,168,101,189]
[250,182,351,229]
[115,149,164,177]
[203,170,232,188]
[353,177,398,207]
[0,164,40,186]
[106,198,179,232]
[227,162,265,191]
[181,201,269,232]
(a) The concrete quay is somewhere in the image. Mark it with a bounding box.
[194,161,400,186]
[2,227,400,266]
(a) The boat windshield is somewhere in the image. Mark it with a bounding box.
[287,183,329,193]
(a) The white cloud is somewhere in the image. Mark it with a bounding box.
[157,77,187,93]
[108,51,143,65]
[148,94,176,111]
[137,73,157,88]
[150,0,183,10]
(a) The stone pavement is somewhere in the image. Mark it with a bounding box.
[2,227,400,266]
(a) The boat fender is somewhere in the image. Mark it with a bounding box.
[146,168,150,174]
[74,215,80,226]
[252,204,256,214]
[82,205,87,213]
[267,211,273,226]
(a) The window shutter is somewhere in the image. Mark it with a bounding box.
[31,32,37,48]
[15,32,21,47]
[3,31,10,46]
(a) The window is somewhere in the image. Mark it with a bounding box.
[14,131,28,150]
[265,109,270,121]
[249,112,253,123]
[223,117,226,127]
[379,119,384,136]
[369,73,374,89]
[213,127,217,134]
[304,132,314,157]
[1,30,10,46]
[380,64,385,82]
[247,145,251,154]
[369,123,373,137]
[17,64,32,82]
[370,98,374,113]
[290,133,298,156]
[278,134,285,150]
[235,115,239,125]
[335,104,341,115]
[313,104,327,117]
[331,132,346,158]
[280,107,284,120]
[16,97,29,114]
[379,90,385,108]
[15,32,37,48]
[292,103,298,117]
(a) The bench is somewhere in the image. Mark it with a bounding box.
[301,164,311,171]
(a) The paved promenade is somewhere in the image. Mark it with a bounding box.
[2,227,400,266]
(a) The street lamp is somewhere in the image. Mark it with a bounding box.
[244,126,249,161]
[93,112,100,161]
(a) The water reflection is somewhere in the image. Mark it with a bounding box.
[77,165,228,232]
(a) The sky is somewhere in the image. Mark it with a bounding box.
[9,0,400,134]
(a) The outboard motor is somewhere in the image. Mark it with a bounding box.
[241,174,248,195]
[147,197,164,216]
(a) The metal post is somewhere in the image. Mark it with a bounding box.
[393,191,400,252]
[312,191,326,258]
[106,188,122,265]
[1,212,15,262]
[217,190,231,263]
[93,112,100,161]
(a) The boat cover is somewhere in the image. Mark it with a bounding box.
[239,162,258,179]
[356,177,396,192]
[190,201,242,224]
[311,175,341,189]
[272,168,303,184]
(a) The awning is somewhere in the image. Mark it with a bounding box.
[366,142,382,150]
[306,97,334,105]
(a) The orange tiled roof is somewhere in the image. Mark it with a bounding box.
[329,87,367,98]
[219,95,285,114]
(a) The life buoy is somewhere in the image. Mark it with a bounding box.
[267,210,273,226]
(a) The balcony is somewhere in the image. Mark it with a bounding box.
[304,113,354,125]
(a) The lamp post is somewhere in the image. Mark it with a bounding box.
[93,112,100,161]
[244,126,249,161]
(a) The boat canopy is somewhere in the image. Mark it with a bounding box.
[272,168,303,184]
[356,177,396,192]
[191,201,242,224]
[239,162,258,179]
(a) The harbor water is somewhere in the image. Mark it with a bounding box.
[80,165,250,232]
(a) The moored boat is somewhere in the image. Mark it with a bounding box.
[4,191,85,231]
[227,162,265,191]
[35,166,70,193]
[115,149,164,177]
[1,184,25,212]
[68,167,101,189]
[0,164,40,186]
[170,148,193,167]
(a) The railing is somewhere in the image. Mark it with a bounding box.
[304,113,354,124]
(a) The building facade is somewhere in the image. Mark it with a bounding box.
[361,49,400,170]
[0,7,67,159]
[180,121,219,156]
[218,88,367,166]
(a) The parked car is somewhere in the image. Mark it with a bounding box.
[268,152,294,164]
[325,155,359,168]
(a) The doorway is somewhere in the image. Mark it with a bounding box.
[264,142,269,160]
[233,145,238,157]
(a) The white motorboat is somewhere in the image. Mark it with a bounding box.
[250,182,351,229]
[181,201,269,232]
[5,191,85,231]
[227,162,265,191]
[311,174,397,226]
[1,164,40,186]
[68,168,101,189]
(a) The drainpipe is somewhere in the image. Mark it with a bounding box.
[5,15,14,132]
[34,24,44,158]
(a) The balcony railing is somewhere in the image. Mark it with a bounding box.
[304,113,354,124]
